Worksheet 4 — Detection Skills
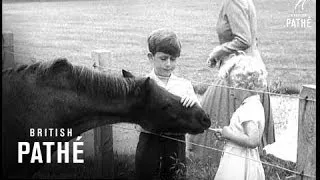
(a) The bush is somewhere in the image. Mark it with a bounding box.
[260,152,297,180]
[269,79,300,95]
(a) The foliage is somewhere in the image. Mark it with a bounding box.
[33,154,135,179]
[33,150,297,179]
[113,153,135,179]
[269,78,300,95]
[260,152,297,180]
[186,155,218,180]
[170,153,187,180]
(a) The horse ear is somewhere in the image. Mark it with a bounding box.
[143,77,151,92]
[122,69,135,78]
[134,77,151,96]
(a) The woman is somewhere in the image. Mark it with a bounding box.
[187,0,275,166]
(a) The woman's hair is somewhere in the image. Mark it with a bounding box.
[147,28,181,57]
[218,54,268,91]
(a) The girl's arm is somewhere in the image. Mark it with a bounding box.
[221,121,261,149]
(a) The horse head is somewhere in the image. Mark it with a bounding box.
[122,70,211,134]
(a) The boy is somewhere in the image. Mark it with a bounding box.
[135,28,199,180]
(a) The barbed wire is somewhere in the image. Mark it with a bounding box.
[3,49,316,102]
[110,124,316,179]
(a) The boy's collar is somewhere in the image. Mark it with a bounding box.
[149,69,177,80]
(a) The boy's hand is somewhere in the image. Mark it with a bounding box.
[180,95,197,108]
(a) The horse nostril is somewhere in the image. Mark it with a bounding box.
[206,113,210,119]
[200,114,211,128]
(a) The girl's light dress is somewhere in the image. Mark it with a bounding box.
[214,95,265,180]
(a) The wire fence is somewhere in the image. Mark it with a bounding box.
[2,48,316,179]
[110,124,316,179]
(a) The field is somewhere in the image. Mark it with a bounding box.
[2,0,316,88]
[2,0,316,179]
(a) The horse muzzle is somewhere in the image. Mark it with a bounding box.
[199,113,211,129]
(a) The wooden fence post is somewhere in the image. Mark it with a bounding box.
[297,85,316,180]
[91,50,114,178]
[2,32,15,69]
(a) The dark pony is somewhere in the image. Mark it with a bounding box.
[2,58,210,178]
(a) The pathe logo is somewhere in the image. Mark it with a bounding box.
[18,128,85,164]
[294,0,311,11]
[286,0,314,28]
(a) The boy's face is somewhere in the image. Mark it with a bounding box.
[148,52,177,77]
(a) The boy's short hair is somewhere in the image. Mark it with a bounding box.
[147,28,181,57]
[218,55,268,91]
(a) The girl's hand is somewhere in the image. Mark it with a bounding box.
[180,95,197,108]
[221,126,233,139]
[212,128,223,140]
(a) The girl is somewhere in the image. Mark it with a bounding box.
[214,54,267,180]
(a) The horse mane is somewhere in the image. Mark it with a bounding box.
[3,58,139,99]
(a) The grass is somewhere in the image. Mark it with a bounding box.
[2,0,316,90]
[34,152,297,179]
[34,153,136,179]
[260,152,297,180]
[33,158,96,179]
[186,155,218,180]
[268,78,301,95]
